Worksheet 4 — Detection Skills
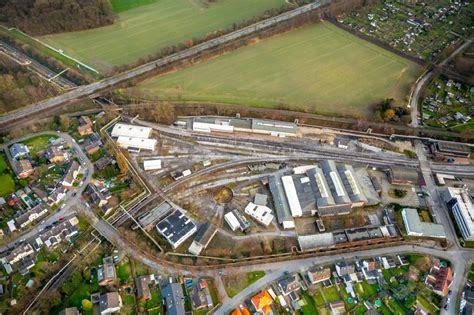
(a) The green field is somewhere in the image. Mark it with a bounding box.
[0,174,15,197]
[131,22,421,118]
[22,135,55,156]
[40,0,285,72]
[110,0,160,13]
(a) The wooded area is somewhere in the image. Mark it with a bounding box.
[0,56,58,113]
[0,0,114,36]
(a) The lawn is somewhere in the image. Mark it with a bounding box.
[132,21,421,118]
[0,174,15,197]
[0,155,7,173]
[40,0,286,71]
[110,0,160,13]
[21,135,56,157]
[322,285,340,303]
[117,261,131,284]
[301,291,318,315]
[223,271,265,297]
[355,281,379,300]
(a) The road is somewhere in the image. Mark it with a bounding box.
[0,131,93,253]
[0,40,76,90]
[410,36,473,128]
[215,244,471,315]
[22,125,467,315]
[0,0,331,126]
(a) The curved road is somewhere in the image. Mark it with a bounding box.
[0,0,330,126]
[0,131,93,253]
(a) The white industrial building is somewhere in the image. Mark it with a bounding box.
[281,176,303,217]
[224,212,241,231]
[111,123,152,139]
[192,121,234,133]
[191,117,298,137]
[116,136,157,151]
[444,187,474,241]
[244,202,274,226]
[401,208,446,238]
[143,159,162,171]
[224,210,251,232]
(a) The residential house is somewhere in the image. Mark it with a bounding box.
[190,280,213,310]
[15,204,48,229]
[335,262,355,277]
[45,146,68,164]
[277,274,301,297]
[2,244,34,265]
[94,156,114,171]
[362,259,379,281]
[62,161,82,188]
[15,159,34,179]
[40,217,79,248]
[251,290,273,314]
[161,282,186,315]
[99,292,122,315]
[425,264,452,297]
[48,187,67,206]
[7,220,16,233]
[382,257,397,269]
[89,185,111,208]
[307,267,331,284]
[84,133,103,155]
[98,261,117,286]
[18,256,36,275]
[78,116,93,136]
[135,275,154,301]
[10,143,30,159]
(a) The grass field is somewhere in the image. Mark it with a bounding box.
[0,174,15,197]
[21,135,55,156]
[223,271,265,297]
[40,0,285,71]
[110,0,160,13]
[132,22,422,118]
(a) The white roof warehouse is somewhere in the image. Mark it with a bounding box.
[401,208,446,238]
[112,122,156,151]
[117,137,157,151]
[111,123,152,138]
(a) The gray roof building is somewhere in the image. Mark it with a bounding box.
[188,223,218,256]
[156,210,197,249]
[161,283,185,315]
[402,208,446,238]
[268,175,295,229]
[138,202,172,229]
[99,292,122,315]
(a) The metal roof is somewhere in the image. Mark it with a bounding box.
[402,208,446,238]
[111,123,152,139]
[269,175,295,225]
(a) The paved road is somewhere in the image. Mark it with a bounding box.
[0,131,93,252]
[215,245,470,315]
[43,126,471,315]
[410,36,473,128]
[0,0,331,126]
[0,41,76,90]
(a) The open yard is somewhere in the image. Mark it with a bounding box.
[0,174,15,197]
[222,271,265,297]
[40,0,285,72]
[21,135,56,157]
[131,22,421,118]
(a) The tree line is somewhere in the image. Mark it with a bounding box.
[0,0,114,36]
[0,55,58,114]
